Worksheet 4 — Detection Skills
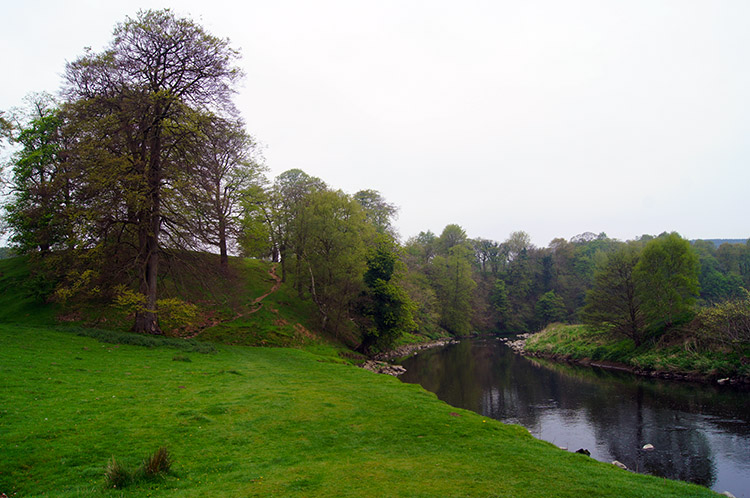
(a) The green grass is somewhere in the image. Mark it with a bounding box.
[526,323,750,378]
[1,325,719,497]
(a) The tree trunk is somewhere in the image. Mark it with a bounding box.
[219,218,228,271]
[134,118,163,335]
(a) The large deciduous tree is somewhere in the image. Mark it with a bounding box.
[358,236,415,354]
[299,189,371,337]
[3,97,72,254]
[64,9,242,333]
[634,233,700,331]
[582,243,645,345]
[170,114,265,271]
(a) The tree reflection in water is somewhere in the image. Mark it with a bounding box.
[399,338,750,497]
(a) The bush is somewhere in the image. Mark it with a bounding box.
[693,291,750,347]
[113,286,201,333]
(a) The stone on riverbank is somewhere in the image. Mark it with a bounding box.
[361,360,407,377]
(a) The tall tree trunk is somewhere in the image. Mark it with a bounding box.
[134,121,163,335]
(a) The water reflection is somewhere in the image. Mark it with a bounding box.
[399,338,750,496]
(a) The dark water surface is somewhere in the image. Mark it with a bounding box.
[398,337,750,497]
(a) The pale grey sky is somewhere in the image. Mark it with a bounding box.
[2,0,748,246]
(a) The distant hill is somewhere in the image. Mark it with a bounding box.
[692,238,748,248]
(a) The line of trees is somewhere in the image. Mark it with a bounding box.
[2,10,748,353]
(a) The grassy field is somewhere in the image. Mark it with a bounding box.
[1,324,721,497]
[525,323,750,379]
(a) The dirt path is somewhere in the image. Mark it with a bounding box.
[185,263,281,339]
[247,263,282,314]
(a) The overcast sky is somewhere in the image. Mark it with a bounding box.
[2,0,748,246]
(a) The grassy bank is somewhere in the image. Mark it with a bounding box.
[1,325,720,497]
[525,323,750,381]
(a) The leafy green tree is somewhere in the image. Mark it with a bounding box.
[170,114,266,270]
[716,241,750,290]
[429,242,476,335]
[403,230,438,267]
[3,98,72,254]
[634,233,700,332]
[299,189,372,337]
[693,240,745,303]
[535,290,567,327]
[489,278,510,329]
[437,224,468,255]
[582,243,645,344]
[266,169,326,288]
[64,9,243,333]
[353,189,398,238]
[358,236,415,353]
[5,108,66,253]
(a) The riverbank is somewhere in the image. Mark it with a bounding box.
[372,337,460,361]
[361,338,460,376]
[1,324,720,497]
[517,324,750,386]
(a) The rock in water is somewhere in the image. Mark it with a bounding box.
[575,448,590,456]
[642,443,655,451]
[612,460,628,470]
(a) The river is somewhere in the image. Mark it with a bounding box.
[398,337,750,497]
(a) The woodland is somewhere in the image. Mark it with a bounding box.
[1,9,749,357]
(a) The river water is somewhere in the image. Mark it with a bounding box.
[398,337,750,497]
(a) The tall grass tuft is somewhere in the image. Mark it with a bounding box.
[142,446,172,477]
[104,456,131,489]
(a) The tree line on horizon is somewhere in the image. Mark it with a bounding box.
[2,9,748,353]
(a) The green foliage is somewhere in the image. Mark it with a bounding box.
[155,298,200,332]
[296,189,373,338]
[535,290,568,327]
[582,243,645,345]
[359,237,416,353]
[353,189,398,237]
[527,322,749,379]
[429,243,477,335]
[0,247,16,259]
[635,233,700,332]
[53,269,100,304]
[437,223,469,254]
[693,290,750,346]
[490,278,510,327]
[113,285,200,333]
[3,102,71,254]
[0,256,59,325]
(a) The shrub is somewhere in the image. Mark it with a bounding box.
[113,286,201,333]
[104,456,131,489]
[693,291,750,347]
